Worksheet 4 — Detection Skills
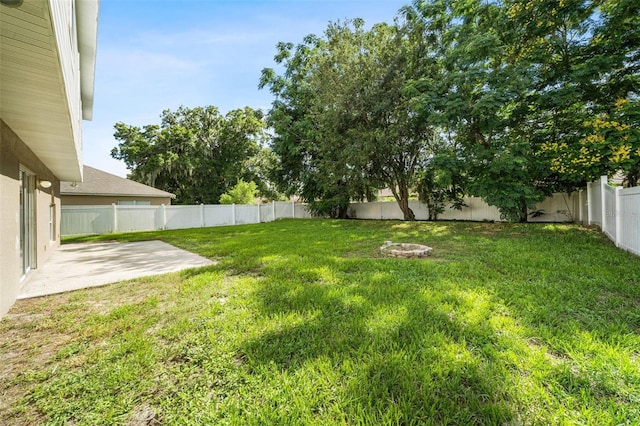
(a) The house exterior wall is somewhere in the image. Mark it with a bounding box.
[61,195,172,206]
[1,120,61,317]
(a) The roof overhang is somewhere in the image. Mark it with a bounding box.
[0,0,99,182]
[62,192,176,198]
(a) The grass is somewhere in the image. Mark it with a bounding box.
[1,219,640,425]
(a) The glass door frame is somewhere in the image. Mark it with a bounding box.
[19,167,36,280]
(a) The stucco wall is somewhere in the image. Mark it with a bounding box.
[1,120,61,317]
[61,195,172,206]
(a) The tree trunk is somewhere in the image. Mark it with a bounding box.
[395,184,415,221]
[427,198,438,221]
[518,199,528,223]
[337,206,349,219]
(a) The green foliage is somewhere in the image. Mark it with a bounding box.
[242,147,285,202]
[261,19,441,220]
[111,106,266,204]
[502,0,640,189]
[5,221,640,424]
[416,141,468,220]
[219,180,258,205]
[405,0,639,220]
[542,99,640,186]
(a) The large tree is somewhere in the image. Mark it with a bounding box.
[405,0,556,222]
[530,0,640,186]
[111,106,266,204]
[406,0,640,221]
[261,19,441,220]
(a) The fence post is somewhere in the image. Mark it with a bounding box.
[162,203,167,230]
[200,203,205,228]
[232,204,236,226]
[112,203,117,233]
[257,201,261,223]
[587,182,592,225]
[577,190,582,223]
[601,176,607,231]
[615,186,621,247]
[292,200,295,218]
[272,200,276,221]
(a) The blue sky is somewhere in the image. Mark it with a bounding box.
[83,0,409,177]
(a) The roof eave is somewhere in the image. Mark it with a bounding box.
[61,192,176,198]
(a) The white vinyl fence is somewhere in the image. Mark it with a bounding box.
[61,201,311,236]
[587,176,640,256]
[62,193,578,237]
[348,193,578,223]
[62,178,639,257]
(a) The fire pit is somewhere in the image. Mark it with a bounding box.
[380,241,433,258]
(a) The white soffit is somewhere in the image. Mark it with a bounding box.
[0,0,81,181]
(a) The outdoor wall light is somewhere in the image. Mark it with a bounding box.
[39,180,52,189]
[0,0,24,7]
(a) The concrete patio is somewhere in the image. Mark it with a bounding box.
[18,240,215,299]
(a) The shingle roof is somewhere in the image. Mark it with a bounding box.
[60,165,175,198]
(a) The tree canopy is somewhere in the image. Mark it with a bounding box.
[406,0,639,220]
[111,106,269,204]
[219,179,258,205]
[260,19,445,220]
[111,1,639,220]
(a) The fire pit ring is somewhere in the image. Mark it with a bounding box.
[380,241,433,258]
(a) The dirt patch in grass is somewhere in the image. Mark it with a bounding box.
[127,403,162,426]
[0,277,175,425]
[1,298,75,423]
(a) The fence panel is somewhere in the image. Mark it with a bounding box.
[437,197,503,222]
[61,205,113,235]
[116,205,162,232]
[528,193,576,223]
[408,200,430,220]
[603,184,617,240]
[274,202,294,220]
[379,202,405,220]
[618,186,640,255]
[260,204,274,222]
[438,201,472,221]
[165,205,202,230]
[235,205,260,224]
[588,181,602,226]
[349,202,382,219]
[294,204,313,219]
[204,205,234,227]
[578,190,588,224]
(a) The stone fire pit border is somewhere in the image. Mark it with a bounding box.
[380,241,433,258]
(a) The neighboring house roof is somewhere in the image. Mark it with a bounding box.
[61,166,175,198]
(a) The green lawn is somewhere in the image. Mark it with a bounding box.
[2,219,640,425]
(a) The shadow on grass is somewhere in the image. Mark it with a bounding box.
[59,219,640,423]
[225,221,640,423]
[240,256,519,423]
